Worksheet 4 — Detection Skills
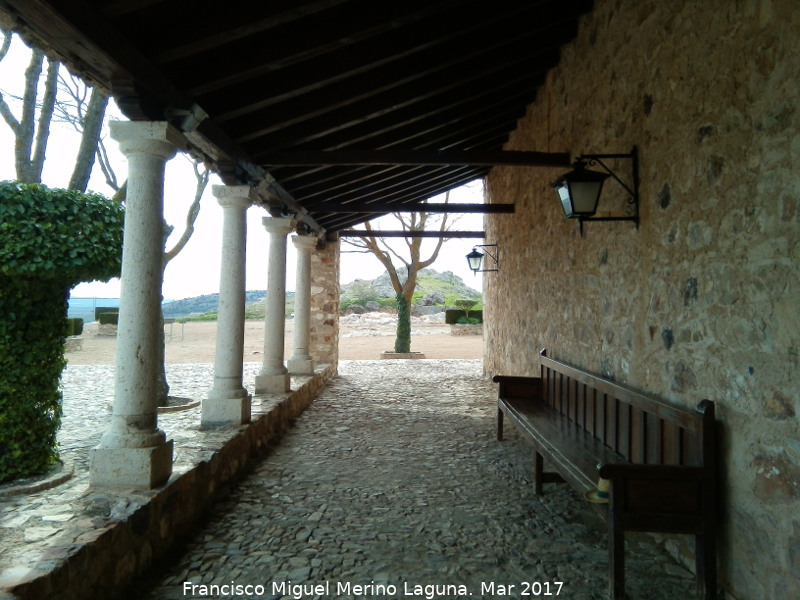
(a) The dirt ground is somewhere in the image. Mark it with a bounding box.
[66,319,483,365]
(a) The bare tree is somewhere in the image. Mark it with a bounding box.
[54,72,111,192]
[154,159,209,404]
[343,192,453,353]
[0,30,59,184]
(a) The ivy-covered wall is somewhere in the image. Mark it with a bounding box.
[483,2,799,599]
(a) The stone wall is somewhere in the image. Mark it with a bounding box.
[483,1,799,599]
[309,238,340,368]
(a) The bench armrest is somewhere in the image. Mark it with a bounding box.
[492,375,542,400]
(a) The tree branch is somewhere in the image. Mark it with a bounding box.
[0,92,19,135]
[31,58,59,183]
[15,48,44,181]
[0,31,19,134]
[68,87,108,191]
[163,159,208,264]
[0,29,11,63]
[96,137,120,191]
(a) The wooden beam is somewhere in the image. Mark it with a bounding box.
[311,203,514,214]
[338,230,486,238]
[260,149,570,168]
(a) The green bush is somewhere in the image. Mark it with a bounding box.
[0,278,68,480]
[65,317,84,337]
[445,309,483,324]
[98,311,119,325]
[0,182,123,281]
[378,297,398,309]
[0,181,123,483]
[182,310,218,322]
[94,306,119,322]
[453,299,478,312]
[456,316,481,325]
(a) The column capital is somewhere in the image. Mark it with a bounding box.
[292,234,319,251]
[109,121,186,158]
[262,216,296,236]
[213,185,257,210]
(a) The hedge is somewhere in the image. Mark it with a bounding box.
[65,317,84,337]
[0,182,124,482]
[444,309,483,324]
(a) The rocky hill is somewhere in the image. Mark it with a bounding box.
[341,268,481,311]
[162,290,267,319]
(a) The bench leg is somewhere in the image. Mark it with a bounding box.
[534,451,543,495]
[695,532,717,600]
[497,407,504,441]
[609,517,625,600]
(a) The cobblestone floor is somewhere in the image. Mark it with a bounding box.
[126,360,695,600]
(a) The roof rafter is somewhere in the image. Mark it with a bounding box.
[310,203,514,214]
[338,230,486,238]
[261,149,570,168]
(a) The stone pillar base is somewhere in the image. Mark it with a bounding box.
[202,394,252,427]
[89,440,173,488]
[380,351,426,359]
[287,356,315,375]
[255,372,291,394]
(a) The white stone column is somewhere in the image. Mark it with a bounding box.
[202,186,255,426]
[90,121,183,488]
[287,235,317,375]
[254,216,296,394]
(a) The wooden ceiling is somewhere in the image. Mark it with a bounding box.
[0,0,592,235]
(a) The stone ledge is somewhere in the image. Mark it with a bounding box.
[1,364,336,600]
[0,460,74,498]
[380,351,426,359]
[449,324,483,336]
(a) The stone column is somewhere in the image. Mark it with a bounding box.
[202,186,255,426]
[287,235,317,374]
[90,121,182,488]
[309,238,341,369]
[254,216,296,394]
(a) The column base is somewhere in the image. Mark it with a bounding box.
[254,372,291,394]
[89,440,173,488]
[201,393,252,427]
[287,355,315,375]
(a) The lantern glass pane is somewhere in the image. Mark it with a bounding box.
[569,180,603,215]
[556,184,573,217]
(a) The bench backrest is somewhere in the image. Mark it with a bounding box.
[539,349,715,468]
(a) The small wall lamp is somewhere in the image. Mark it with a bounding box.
[466,244,499,274]
[551,146,640,234]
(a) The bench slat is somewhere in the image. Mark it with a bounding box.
[501,397,625,492]
[541,354,701,433]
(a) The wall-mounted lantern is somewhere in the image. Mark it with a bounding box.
[466,244,499,274]
[551,146,640,234]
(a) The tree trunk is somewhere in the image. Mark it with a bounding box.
[15,49,44,182]
[156,309,170,406]
[395,292,411,353]
[68,88,108,192]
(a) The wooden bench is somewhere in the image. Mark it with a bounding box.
[494,349,718,600]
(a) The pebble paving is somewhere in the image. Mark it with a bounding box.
[129,360,695,600]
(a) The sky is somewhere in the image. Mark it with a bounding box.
[0,33,487,300]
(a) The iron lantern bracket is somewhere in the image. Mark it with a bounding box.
[574,146,640,234]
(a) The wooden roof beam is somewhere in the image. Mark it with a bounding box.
[338,230,486,238]
[261,149,570,168]
[310,202,513,214]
